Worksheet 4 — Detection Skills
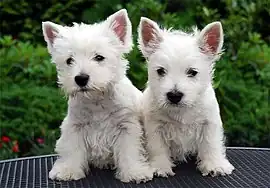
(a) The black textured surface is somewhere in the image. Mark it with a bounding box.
[0,148,270,188]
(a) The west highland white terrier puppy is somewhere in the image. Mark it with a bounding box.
[42,9,153,183]
[138,17,235,177]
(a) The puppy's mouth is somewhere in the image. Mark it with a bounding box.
[70,87,90,97]
[79,87,90,92]
[170,102,183,107]
[166,101,187,108]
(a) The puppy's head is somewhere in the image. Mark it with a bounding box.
[138,18,223,108]
[42,9,132,96]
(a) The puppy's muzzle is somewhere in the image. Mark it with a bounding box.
[167,91,184,104]
[75,74,89,87]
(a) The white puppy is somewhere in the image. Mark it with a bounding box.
[138,17,235,177]
[42,9,153,183]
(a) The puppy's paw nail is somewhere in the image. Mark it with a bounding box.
[154,168,175,178]
[202,172,208,176]
[210,171,215,177]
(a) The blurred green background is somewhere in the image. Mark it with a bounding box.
[0,0,269,160]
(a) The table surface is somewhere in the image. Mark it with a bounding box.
[0,147,269,188]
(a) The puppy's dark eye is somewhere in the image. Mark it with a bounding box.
[66,57,73,65]
[157,67,166,77]
[187,68,198,77]
[94,54,105,62]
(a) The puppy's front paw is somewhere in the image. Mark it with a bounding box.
[116,166,154,183]
[198,158,235,177]
[49,161,86,181]
[151,159,175,177]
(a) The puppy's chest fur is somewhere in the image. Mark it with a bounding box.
[68,94,134,168]
[158,108,206,162]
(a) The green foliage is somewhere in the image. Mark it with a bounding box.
[0,36,63,158]
[0,1,95,42]
[28,130,59,157]
[0,36,56,86]
[0,0,269,159]
[192,0,270,147]
[215,37,270,147]
[0,138,19,160]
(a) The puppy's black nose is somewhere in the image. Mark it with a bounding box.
[75,74,89,87]
[167,91,184,104]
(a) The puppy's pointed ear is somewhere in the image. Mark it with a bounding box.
[106,9,132,51]
[42,21,63,53]
[197,22,224,60]
[138,17,162,58]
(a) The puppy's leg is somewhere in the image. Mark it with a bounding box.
[114,118,153,183]
[49,119,89,181]
[146,120,175,177]
[197,119,235,177]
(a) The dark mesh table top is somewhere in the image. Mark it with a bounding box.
[0,147,269,188]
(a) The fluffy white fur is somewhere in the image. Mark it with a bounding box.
[42,9,153,183]
[138,17,235,177]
